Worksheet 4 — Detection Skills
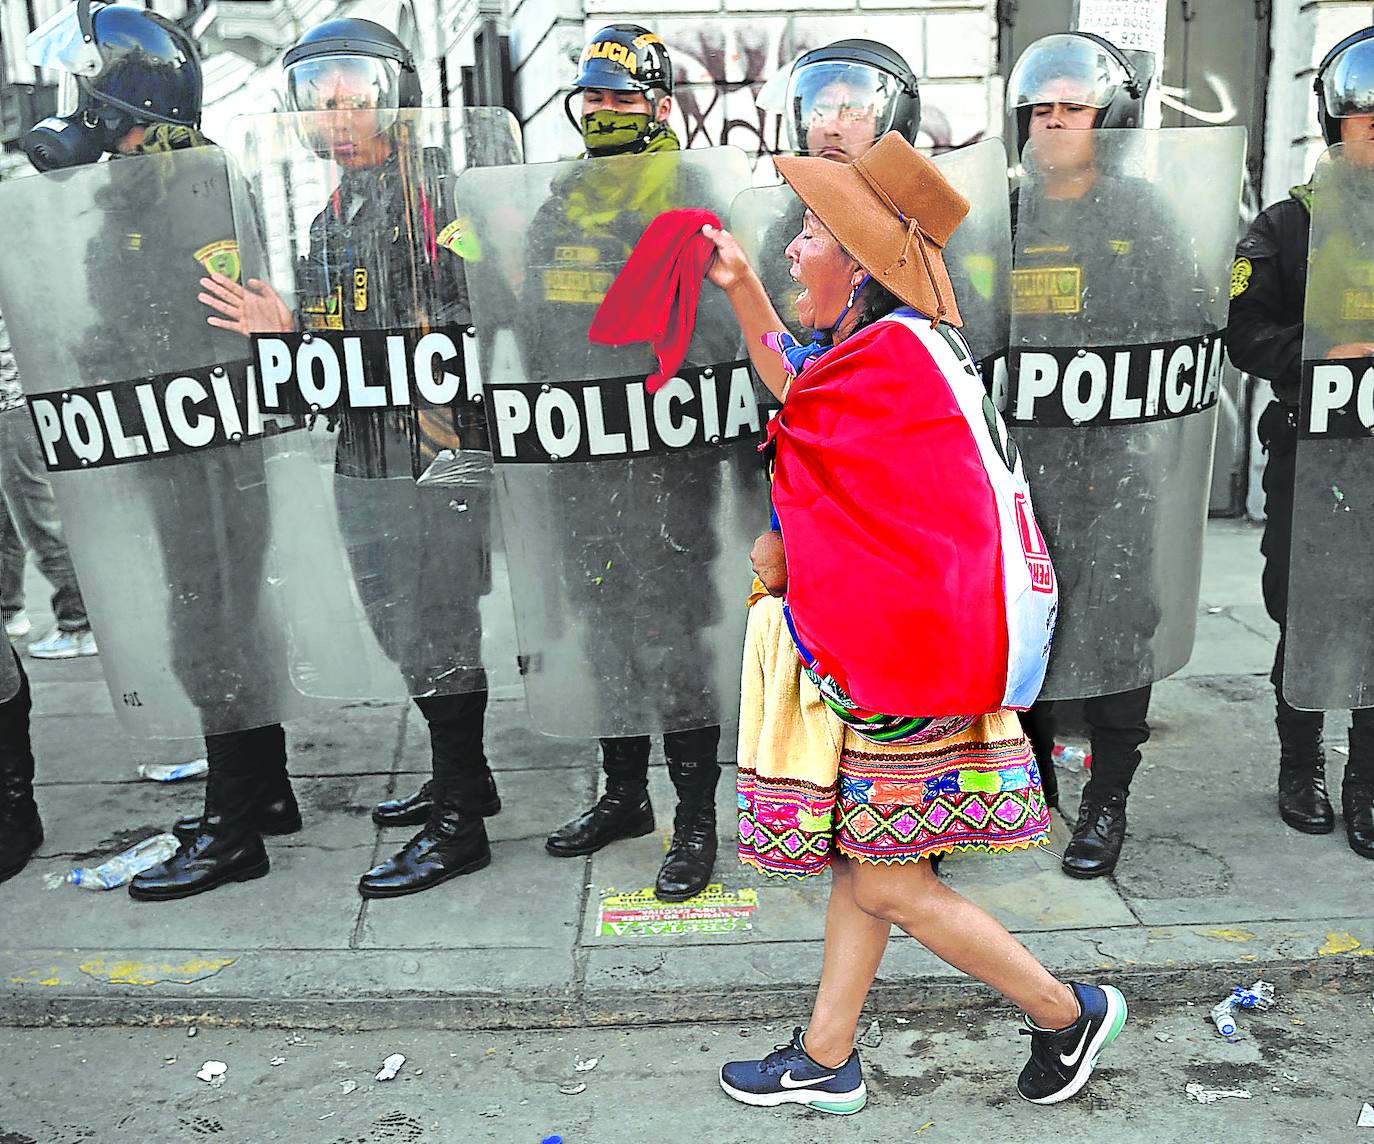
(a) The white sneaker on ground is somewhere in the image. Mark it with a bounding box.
[4,611,31,639]
[28,628,98,659]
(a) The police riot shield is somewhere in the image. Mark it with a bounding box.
[455,147,768,737]
[0,146,339,736]
[225,108,523,702]
[732,138,1011,370]
[1006,126,1245,699]
[1285,144,1374,709]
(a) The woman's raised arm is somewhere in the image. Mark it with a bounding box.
[701,223,790,401]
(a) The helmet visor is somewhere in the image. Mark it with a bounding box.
[27,1,106,78]
[785,60,900,154]
[285,55,401,117]
[1322,37,1374,119]
[1007,33,1129,114]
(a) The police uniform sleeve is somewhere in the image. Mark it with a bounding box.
[1226,209,1303,403]
[426,150,474,327]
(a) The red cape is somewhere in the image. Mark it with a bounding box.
[769,318,1010,716]
[588,208,721,392]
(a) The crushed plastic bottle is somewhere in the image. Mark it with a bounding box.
[1210,999,1238,1037]
[1232,980,1276,1011]
[1052,744,1092,771]
[136,758,209,782]
[1209,979,1276,1038]
[65,833,179,890]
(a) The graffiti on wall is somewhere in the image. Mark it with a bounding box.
[662,19,986,162]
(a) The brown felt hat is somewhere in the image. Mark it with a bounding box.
[774,131,969,327]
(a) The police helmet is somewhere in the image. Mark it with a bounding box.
[1315,27,1374,146]
[784,39,921,155]
[1006,32,1144,153]
[283,18,422,121]
[572,24,673,98]
[22,0,201,169]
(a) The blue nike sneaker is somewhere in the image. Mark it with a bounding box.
[1017,982,1128,1104]
[719,1027,867,1115]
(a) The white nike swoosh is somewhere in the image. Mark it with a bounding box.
[779,1069,838,1089]
[1059,1024,1093,1068]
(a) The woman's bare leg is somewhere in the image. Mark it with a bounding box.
[848,856,1078,1030]
[802,855,893,1067]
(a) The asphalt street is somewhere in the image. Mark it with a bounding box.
[1,985,1370,1142]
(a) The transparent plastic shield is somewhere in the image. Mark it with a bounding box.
[26,2,104,77]
[455,147,769,737]
[1285,143,1374,709]
[731,139,1011,367]
[0,146,327,736]
[225,107,522,702]
[1007,126,1244,699]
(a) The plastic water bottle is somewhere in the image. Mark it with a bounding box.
[1052,743,1092,770]
[136,758,209,782]
[67,833,180,891]
[1210,999,1238,1037]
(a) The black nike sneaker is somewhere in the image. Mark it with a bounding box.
[1017,982,1127,1104]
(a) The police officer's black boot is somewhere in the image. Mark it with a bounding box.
[357,789,491,898]
[545,737,654,857]
[372,691,500,828]
[1061,780,1128,879]
[0,657,42,885]
[1062,690,1149,878]
[1343,717,1374,859]
[1276,699,1332,834]
[172,725,300,843]
[359,693,494,897]
[371,779,436,828]
[129,731,271,901]
[655,757,721,902]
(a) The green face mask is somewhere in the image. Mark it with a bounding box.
[581,109,656,155]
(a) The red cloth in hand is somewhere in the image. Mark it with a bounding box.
[588,208,721,393]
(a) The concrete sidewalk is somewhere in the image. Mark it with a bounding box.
[3,520,1372,1031]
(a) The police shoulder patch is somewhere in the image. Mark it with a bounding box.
[194,239,241,282]
[437,218,481,261]
[1230,256,1253,299]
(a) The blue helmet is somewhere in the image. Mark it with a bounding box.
[22,1,201,169]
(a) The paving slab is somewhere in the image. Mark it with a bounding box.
[355,840,585,953]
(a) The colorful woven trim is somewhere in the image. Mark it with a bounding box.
[737,767,836,879]
[835,735,1050,863]
[799,662,977,746]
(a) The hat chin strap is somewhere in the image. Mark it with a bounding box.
[886,214,948,327]
[851,158,949,327]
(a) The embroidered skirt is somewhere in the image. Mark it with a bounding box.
[736,595,1052,878]
[740,710,1051,876]
[833,711,1050,865]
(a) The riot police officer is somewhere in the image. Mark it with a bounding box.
[1005,32,1223,878]
[0,649,37,886]
[0,313,40,885]
[1227,27,1374,859]
[750,40,923,331]
[537,25,727,902]
[18,0,303,901]
[782,39,921,161]
[199,18,508,896]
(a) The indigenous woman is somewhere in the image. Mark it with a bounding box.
[701,132,1126,1114]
